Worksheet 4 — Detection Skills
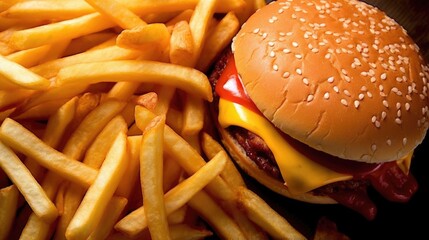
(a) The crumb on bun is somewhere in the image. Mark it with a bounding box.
[233,0,429,163]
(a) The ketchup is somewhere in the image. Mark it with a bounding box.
[216,54,418,220]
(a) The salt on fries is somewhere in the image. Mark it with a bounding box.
[0,0,307,239]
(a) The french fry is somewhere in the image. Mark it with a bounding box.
[63,32,115,57]
[236,186,307,240]
[201,132,246,188]
[22,97,77,182]
[197,11,240,72]
[13,98,70,120]
[115,151,227,237]
[61,99,127,161]
[107,82,141,101]
[116,23,170,59]
[153,85,175,115]
[162,153,182,193]
[0,88,35,112]
[31,44,142,80]
[85,0,146,29]
[0,185,19,240]
[188,190,247,239]
[0,141,58,223]
[181,95,204,136]
[8,13,115,50]
[115,136,141,198]
[169,21,194,67]
[0,55,50,90]
[134,106,235,201]
[0,118,98,187]
[66,132,128,240]
[166,9,194,28]
[38,39,71,63]
[169,224,213,240]
[165,108,183,134]
[139,115,170,240]
[6,45,51,68]
[55,60,213,101]
[0,0,21,12]
[88,196,128,240]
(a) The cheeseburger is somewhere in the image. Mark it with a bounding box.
[208,0,429,220]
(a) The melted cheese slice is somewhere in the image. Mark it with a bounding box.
[218,98,353,194]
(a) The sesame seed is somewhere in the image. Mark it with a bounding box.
[403,138,407,146]
[387,139,392,146]
[296,68,302,75]
[383,100,389,108]
[307,94,314,102]
[295,54,302,59]
[333,86,339,93]
[292,42,299,47]
[375,121,381,128]
[341,99,348,106]
[324,92,330,99]
[273,64,279,71]
[397,109,402,117]
[395,118,402,124]
[371,144,377,151]
[302,78,309,85]
[405,102,411,111]
[327,76,334,83]
[253,28,260,34]
[372,115,377,123]
[325,53,331,59]
[344,89,351,96]
[268,41,275,47]
[381,73,387,80]
[367,92,373,98]
[354,100,360,108]
[283,48,291,53]
[269,51,276,58]
[358,93,365,100]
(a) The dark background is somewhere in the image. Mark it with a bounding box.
[248,1,429,239]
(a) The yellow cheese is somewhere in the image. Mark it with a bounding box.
[218,98,353,194]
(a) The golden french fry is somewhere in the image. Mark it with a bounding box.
[8,13,115,50]
[181,95,204,136]
[134,92,158,111]
[187,0,217,66]
[167,205,187,225]
[66,132,128,240]
[197,11,240,72]
[201,132,246,188]
[6,45,51,68]
[13,98,70,120]
[55,60,213,101]
[166,9,194,27]
[0,185,19,239]
[107,82,141,101]
[31,45,142,79]
[165,108,183,134]
[236,186,306,240]
[115,136,141,198]
[85,0,146,29]
[63,32,115,57]
[0,0,20,12]
[83,115,128,168]
[0,142,58,223]
[139,115,170,240]
[169,21,194,67]
[152,85,175,115]
[115,151,227,237]
[188,190,247,239]
[0,55,50,90]
[116,23,170,59]
[135,106,235,201]
[19,211,52,240]
[162,153,182,192]
[254,0,267,10]
[3,0,245,21]
[0,88,35,112]
[22,97,77,182]
[169,224,213,240]
[0,118,98,187]
[88,196,128,240]
[61,99,127,161]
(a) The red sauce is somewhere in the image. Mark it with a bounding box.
[216,55,418,220]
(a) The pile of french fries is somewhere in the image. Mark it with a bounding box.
[0,0,307,239]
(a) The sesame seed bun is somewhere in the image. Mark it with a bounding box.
[233,0,429,163]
